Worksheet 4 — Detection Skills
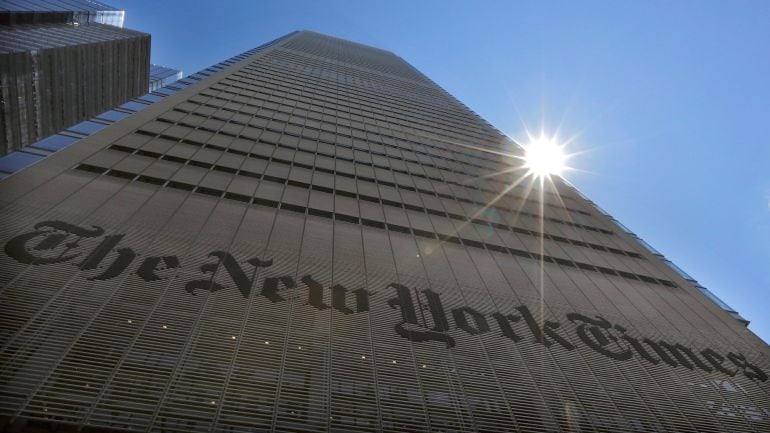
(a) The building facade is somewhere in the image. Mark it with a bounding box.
[0,30,768,433]
[0,1,148,155]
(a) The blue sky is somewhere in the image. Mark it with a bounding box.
[113,0,770,343]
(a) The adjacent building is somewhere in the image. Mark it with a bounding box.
[0,30,768,433]
[0,0,125,27]
[0,0,149,155]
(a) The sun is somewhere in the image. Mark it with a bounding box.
[522,133,568,179]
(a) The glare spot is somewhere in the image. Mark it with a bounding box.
[523,133,568,179]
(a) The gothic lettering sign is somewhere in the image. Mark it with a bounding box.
[5,220,767,382]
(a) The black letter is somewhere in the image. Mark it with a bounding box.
[79,234,124,270]
[387,283,418,324]
[261,275,295,302]
[354,288,369,313]
[643,340,713,372]
[186,251,272,297]
[700,349,736,376]
[78,234,136,280]
[331,284,353,314]
[492,313,522,342]
[726,352,767,382]
[5,221,103,265]
[329,284,369,314]
[88,248,136,280]
[422,289,451,332]
[615,325,660,365]
[516,305,574,350]
[301,275,329,310]
[386,283,455,348]
[137,256,180,282]
[452,307,490,335]
[567,313,631,361]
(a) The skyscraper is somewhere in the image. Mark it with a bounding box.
[0,0,125,27]
[0,30,767,433]
[0,0,149,155]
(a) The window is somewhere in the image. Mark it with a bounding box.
[96,110,132,122]
[68,121,109,135]
[30,134,78,152]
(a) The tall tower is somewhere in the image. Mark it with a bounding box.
[0,31,767,433]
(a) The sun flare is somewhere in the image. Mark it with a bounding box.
[523,134,568,179]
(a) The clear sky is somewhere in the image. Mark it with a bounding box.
[112,0,770,343]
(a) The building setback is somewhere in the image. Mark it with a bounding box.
[149,64,184,92]
[0,1,148,155]
[0,30,768,433]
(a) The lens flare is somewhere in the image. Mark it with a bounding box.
[523,134,568,179]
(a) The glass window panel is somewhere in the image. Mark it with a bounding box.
[154,87,177,96]
[30,134,78,152]
[138,93,164,103]
[120,101,151,112]
[0,151,44,173]
[68,121,108,135]
[96,110,131,122]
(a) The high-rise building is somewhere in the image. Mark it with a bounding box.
[0,0,125,27]
[0,42,251,180]
[149,64,184,92]
[0,30,767,433]
[0,0,149,156]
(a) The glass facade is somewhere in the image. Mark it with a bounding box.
[0,31,768,433]
[149,64,184,92]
